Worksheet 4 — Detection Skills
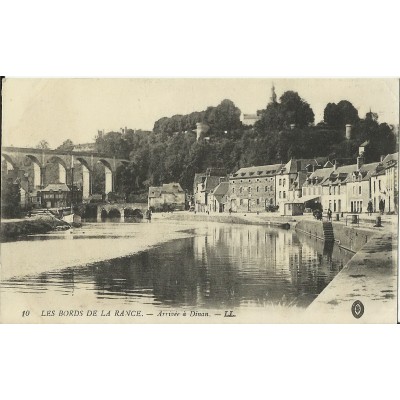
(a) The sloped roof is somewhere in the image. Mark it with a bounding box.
[148,186,162,198]
[232,163,283,178]
[162,183,184,193]
[212,181,229,196]
[205,176,223,191]
[281,158,328,174]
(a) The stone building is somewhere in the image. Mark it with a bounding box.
[148,182,186,211]
[228,164,283,213]
[39,183,83,209]
[275,158,327,211]
[208,181,229,213]
[193,168,227,212]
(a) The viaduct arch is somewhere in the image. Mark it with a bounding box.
[1,147,129,200]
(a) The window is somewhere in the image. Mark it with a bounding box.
[248,187,251,192]
[283,191,286,199]
[378,180,381,190]
[256,186,259,192]
[256,198,260,205]
[359,186,361,195]
[291,178,294,185]
[279,179,282,185]
[283,179,286,187]
[338,185,341,195]
[279,191,281,198]
[265,186,268,192]
[239,187,242,193]
[373,181,376,193]
[329,186,331,195]
[333,186,336,195]
[353,186,355,195]
[240,199,243,205]
[232,188,235,193]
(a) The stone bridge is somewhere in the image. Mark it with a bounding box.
[1,146,129,198]
[97,203,148,220]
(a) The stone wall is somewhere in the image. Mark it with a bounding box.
[295,220,373,252]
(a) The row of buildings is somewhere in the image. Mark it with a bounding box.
[192,144,398,215]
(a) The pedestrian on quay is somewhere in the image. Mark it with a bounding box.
[327,208,332,221]
[379,199,384,215]
[367,200,373,216]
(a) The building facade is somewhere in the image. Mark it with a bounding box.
[148,182,186,211]
[193,168,227,212]
[228,164,283,213]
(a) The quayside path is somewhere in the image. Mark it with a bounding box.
[306,230,397,323]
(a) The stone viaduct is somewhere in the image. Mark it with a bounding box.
[1,146,129,199]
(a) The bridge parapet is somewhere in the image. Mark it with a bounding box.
[96,203,148,221]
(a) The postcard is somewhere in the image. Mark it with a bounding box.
[1,78,398,323]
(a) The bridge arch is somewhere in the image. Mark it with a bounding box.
[124,208,143,219]
[1,154,16,171]
[25,155,43,188]
[45,156,68,184]
[98,159,114,196]
[75,157,92,199]
[108,208,121,219]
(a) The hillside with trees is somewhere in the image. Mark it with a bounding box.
[92,92,397,199]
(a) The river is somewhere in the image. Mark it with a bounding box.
[0,220,354,322]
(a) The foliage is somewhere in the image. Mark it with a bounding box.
[323,100,359,128]
[84,92,397,197]
[256,91,314,130]
[56,139,74,152]
[1,174,21,218]
[36,140,50,150]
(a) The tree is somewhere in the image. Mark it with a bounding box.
[56,139,74,151]
[323,100,359,128]
[256,91,314,131]
[36,140,50,150]
[1,175,21,218]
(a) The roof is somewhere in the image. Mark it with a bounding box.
[149,183,184,197]
[148,186,162,198]
[205,176,224,191]
[231,163,283,178]
[162,183,184,193]
[42,183,70,192]
[280,158,328,174]
[212,181,229,196]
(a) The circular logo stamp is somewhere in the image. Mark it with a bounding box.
[351,300,364,319]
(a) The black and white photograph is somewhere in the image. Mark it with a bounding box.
[1,78,398,323]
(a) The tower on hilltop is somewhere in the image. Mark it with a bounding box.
[270,83,277,104]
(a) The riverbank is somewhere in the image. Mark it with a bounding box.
[155,211,398,322]
[306,230,397,323]
[0,215,70,240]
[153,211,292,229]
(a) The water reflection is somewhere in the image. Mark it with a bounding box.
[1,224,353,309]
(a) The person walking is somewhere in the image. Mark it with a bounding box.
[379,199,384,215]
[327,208,332,221]
[367,200,373,216]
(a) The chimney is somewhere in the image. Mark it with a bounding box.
[357,155,364,170]
[345,124,352,140]
[290,123,296,130]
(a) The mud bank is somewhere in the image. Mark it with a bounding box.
[0,216,70,240]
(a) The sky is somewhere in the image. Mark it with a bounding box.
[2,78,399,149]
